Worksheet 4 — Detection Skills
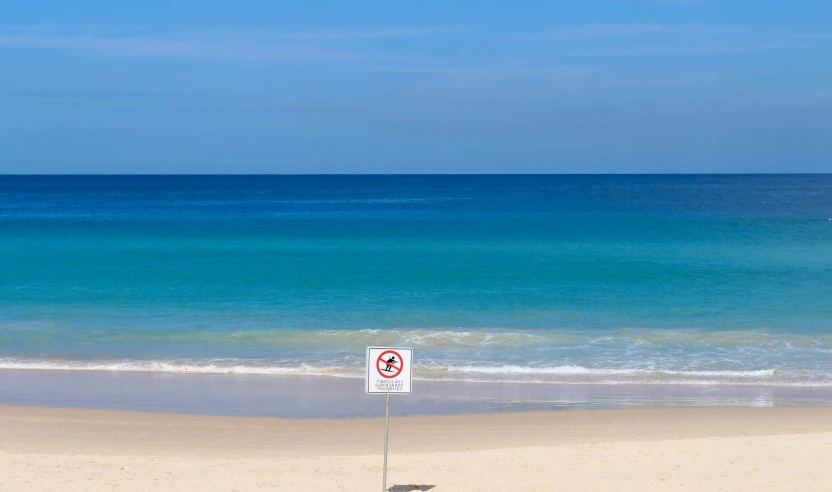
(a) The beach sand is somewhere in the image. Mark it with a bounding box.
[1,405,830,491]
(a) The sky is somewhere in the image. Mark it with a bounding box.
[0,0,830,174]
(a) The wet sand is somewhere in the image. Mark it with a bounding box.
[3,370,831,418]
[1,405,830,491]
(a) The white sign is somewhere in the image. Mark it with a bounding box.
[365,347,413,394]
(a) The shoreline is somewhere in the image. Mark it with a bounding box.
[5,366,832,388]
[2,405,830,490]
[2,369,831,419]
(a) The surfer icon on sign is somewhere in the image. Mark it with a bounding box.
[376,350,403,379]
[381,355,398,372]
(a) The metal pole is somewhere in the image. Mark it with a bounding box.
[383,393,390,492]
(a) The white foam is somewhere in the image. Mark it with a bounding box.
[443,365,777,377]
[0,359,825,386]
[0,359,358,377]
[445,364,634,375]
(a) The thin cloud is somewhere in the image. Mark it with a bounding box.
[0,32,363,63]
[746,90,832,109]
[536,23,817,58]
[651,0,711,4]
[544,23,755,38]
[653,0,708,5]
[789,32,832,40]
[0,25,466,62]
[281,26,467,40]
[546,23,668,37]
[570,43,808,58]
[803,90,832,105]
[350,64,597,82]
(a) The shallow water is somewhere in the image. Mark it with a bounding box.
[3,371,831,418]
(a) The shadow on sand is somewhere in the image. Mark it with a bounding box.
[388,486,436,492]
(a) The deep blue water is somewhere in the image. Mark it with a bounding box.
[1,175,831,386]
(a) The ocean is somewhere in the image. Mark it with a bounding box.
[1,175,831,387]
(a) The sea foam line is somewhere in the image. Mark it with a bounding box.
[443,365,778,377]
[0,358,827,387]
[0,359,357,377]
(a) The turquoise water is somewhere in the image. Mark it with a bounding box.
[1,175,831,386]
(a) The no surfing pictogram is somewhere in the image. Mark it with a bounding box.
[376,350,403,379]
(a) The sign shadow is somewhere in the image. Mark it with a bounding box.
[387,486,436,492]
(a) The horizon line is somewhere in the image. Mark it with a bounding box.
[1,172,831,177]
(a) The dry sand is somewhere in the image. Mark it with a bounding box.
[1,405,830,491]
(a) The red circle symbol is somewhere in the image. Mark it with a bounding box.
[376,350,403,379]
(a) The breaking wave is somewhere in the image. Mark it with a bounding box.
[1,358,829,387]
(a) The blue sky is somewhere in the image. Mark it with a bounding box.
[1,1,830,173]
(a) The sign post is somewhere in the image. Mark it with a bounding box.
[366,347,413,492]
